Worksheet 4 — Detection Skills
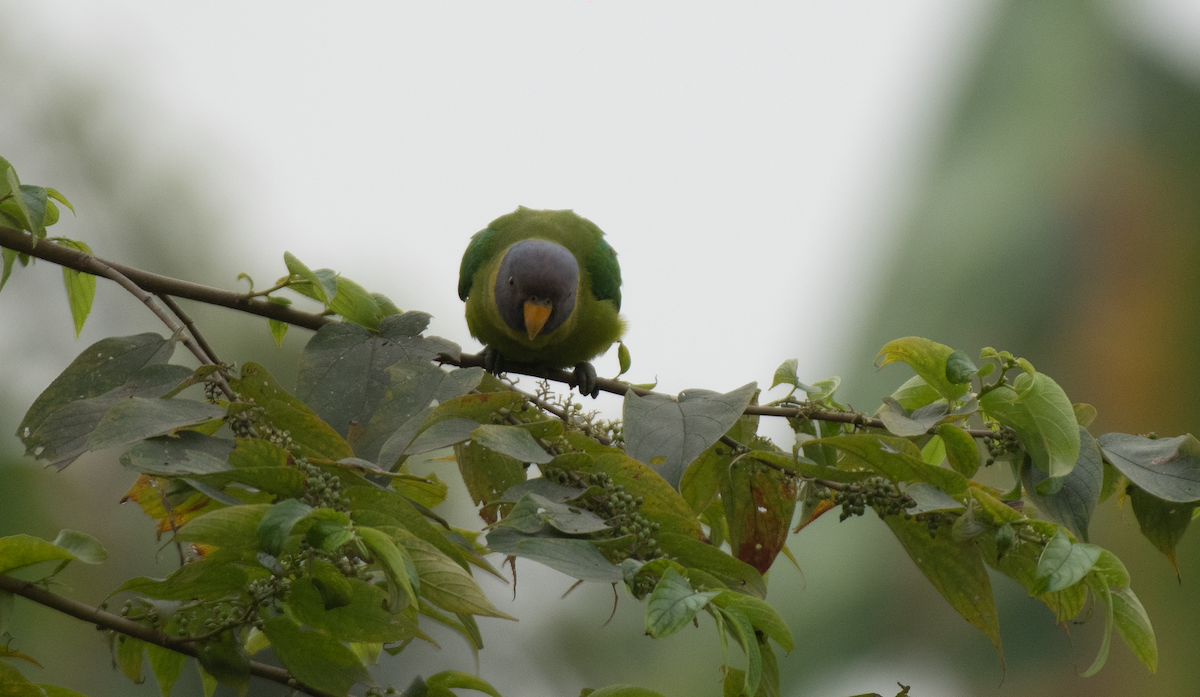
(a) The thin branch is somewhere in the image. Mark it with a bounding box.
[0,573,339,697]
[158,293,221,366]
[83,256,235,402]
[0,226,331,331]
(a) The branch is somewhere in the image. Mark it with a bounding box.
[3,226,1000,441]
[441,351,1000,440]
[0,573,339,697]
[0,226,331,331]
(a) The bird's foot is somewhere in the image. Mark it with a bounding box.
[483,347,506,376]
[573,361,599,398]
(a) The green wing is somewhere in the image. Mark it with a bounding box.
[585,235,622,310]
[457,227,497,301]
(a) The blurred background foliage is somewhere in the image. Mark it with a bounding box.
[4,0,1200,695]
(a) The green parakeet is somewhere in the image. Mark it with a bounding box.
[458,207,625,397]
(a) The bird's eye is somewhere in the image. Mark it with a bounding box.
[508,277,514,285]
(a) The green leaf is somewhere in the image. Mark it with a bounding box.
[617,342,632,376]
[51,529,106,564]
[1112,587,1157,673]
[812,434,969,496]
[623,382,758,489]
[1022,427,1102,541]
[770,358,812,392]
[194,630,250,695]
[496,494,609,535]
[710,590,794,653]
[878,398,947,438]
[176,504,270,556]
[257,499,314,556]
[469,424,552,465]
[1128,485,1196,577]
[19,333,178,462]
[120,431,235,476]
[937,423,980,478]
[267,296,291,346]
[577,453,704,539]
[885,514,1003,662]
[358,526,419,613]
[295,315,465,447]
[44,187,74,215]
[485,527,623,582]
[645,568,720,639]
[715,605,762,697]
[903,482,966,514]
[146,644,187,697]
[1033,529,1101,595]
[980,375,1079,484]
[231,362,353,461]
[17,185,47,236]
[116,635,145,683]
[283,251,336,304]
[0,661,44,697]
[656,532,766,599]
[0,533,76,574]
[117,558,249,601]
[53,238,95,337]
[1080,574,1114,677]
[875,337,969,401]
[287,576,426,643]
[944,349,979,384]
[4,167,33,231]
[1,247,18,293]
[85,397,225,454]
[360,363,483,465]
[25,364,195,470]
[1097,433,1200,502]
[406,418,478,456]
[0,158,14,198]
[391,528,516,620]
[740,449,867,484]
[425,671,505,697]
[888,375,941,412]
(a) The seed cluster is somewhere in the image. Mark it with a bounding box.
[542,468,665,562]
[832,477,917,521]
[299,457,351,511]
[983,428,1021,466]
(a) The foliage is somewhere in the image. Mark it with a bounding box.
[0,158,1193,696]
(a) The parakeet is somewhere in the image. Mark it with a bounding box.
[458,207,625,397]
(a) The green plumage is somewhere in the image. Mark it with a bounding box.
[459,207,625,370]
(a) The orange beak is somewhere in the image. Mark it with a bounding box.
[523,300,552,340]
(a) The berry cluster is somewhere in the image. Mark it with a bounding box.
[983,428,1021,466]
[542,468,665,562]
[832,477,917,521]
[906,510,958,538]
[299,457,351,511]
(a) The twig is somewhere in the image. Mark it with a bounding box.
[0,573,339,697]
[0,226,331,331]
[157,293,221,367]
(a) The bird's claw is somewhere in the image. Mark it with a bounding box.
[483,347,505,376]
[573,361,599,398]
